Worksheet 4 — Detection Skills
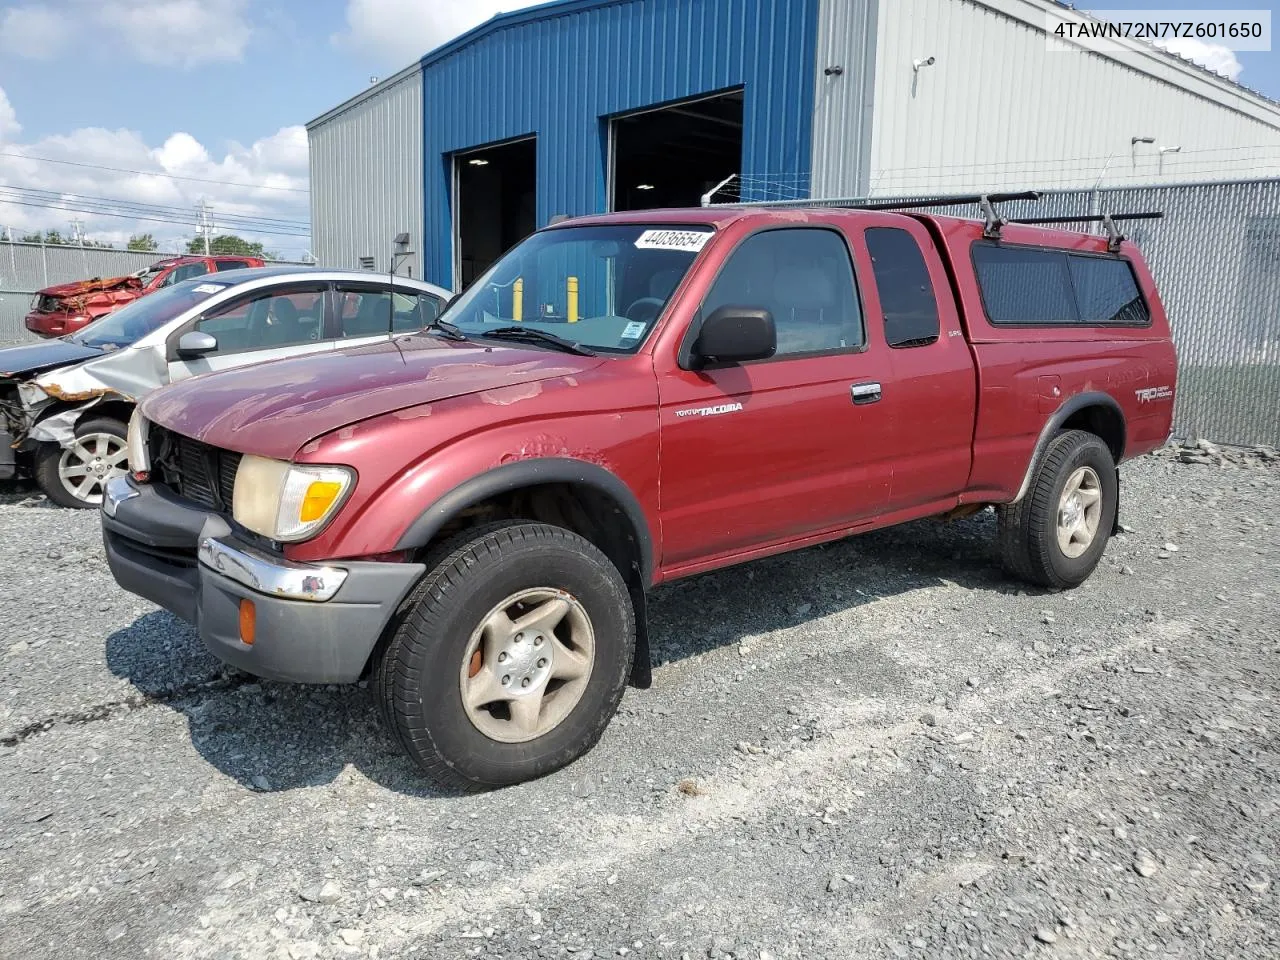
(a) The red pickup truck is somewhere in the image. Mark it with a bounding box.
[24,254,264,338]
[101,203,1177,790]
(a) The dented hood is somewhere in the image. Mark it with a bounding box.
[0,339,105,379]
[38,275,140,300]
[141,334,606,461]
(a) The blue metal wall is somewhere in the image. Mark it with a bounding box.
[420,0,820,286]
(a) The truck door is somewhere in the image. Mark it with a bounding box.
[859,221,976,509]
[655,225,897,570]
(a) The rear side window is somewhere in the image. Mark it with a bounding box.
[214,259,250,272]
[972,244,1150,326]
[1069,256,1150,325]
[865,227,940,347]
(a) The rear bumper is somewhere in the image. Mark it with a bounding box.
[101,477,425,683]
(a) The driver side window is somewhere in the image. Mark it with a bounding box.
[163,262,209,287]
[192,284,327,355]
[701,228,864,358]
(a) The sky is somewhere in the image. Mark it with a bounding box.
[0,0,1276,260]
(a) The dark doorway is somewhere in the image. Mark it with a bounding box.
[455,137,537,288]
[610,90,744,212]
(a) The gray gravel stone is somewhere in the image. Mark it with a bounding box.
[1,452,1278,959]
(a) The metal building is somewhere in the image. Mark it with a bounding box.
[308,0,1280,289]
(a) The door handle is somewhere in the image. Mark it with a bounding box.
[851,382,882,405]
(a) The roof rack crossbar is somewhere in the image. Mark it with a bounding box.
[1008,211,1165,251]
[855,190,1041,213]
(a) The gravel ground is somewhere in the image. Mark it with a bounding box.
[0,450,1277,960]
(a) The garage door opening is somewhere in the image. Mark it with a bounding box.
[610,89,744,212]
[455,137,537,288]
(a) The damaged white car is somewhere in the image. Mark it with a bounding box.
[0,267,450,507]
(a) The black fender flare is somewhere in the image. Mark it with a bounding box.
[1011,391,1126,504]
[394,457,654,581]
[393,457,656,688]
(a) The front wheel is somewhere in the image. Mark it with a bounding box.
[34,416,129,509]
[998,429,1118,589]
[373,521,635,791]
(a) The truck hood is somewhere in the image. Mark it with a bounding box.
[0,339,105,379]
[142,334,606,461]
[38,275,140,300]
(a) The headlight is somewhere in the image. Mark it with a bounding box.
[126,410,150,478]
[232,455,356,542]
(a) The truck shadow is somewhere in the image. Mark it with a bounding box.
[104,510,1015,797]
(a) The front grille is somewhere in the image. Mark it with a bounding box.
[151,425,241,511]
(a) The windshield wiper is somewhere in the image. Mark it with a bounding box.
[479,327,596,357]
[423,317,469,342]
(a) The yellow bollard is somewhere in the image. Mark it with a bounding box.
[512,278,523,322]
[567,276,579,323]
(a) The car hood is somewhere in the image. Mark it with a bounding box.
[38,275,140,300]
[141,334,607,461]
[0,339,105,379]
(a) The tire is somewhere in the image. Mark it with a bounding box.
[998,429,1118,589]
[34,416,129,509]
[373,521,636,791]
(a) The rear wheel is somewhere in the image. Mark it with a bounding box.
[373,521,635,791]
[34,416,129,509]
[998,429,1117,589]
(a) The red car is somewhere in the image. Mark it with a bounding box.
[24,255,264,338]
[103,201,1177,790]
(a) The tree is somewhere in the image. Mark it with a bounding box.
[186,234,270,258]
[127,233,159,252]
[20,229,66,245]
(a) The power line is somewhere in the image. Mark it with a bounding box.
[0,186,310,235]
[0,196,311,238]
[0,185,309,228]
[0,150,310,193]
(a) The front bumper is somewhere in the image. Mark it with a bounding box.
[0,429,15,480]
[101,477,425,683]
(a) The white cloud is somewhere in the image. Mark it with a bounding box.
[0,0,253,68]
[0,5,69,61]
[96,0,253,68]
[0,88,21,142]
[0,94,310,256]
[332,0,532,68]
[1158,37,1243,82]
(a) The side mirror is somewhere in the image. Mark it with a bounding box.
[693,306,776,365]
[176,330,218,359]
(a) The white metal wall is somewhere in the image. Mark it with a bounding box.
[814,0,1280,198]
[307,66,424,277]
[810,0,878,198]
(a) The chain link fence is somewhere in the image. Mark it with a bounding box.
[0,243,309,345]
[718,177,1280,447]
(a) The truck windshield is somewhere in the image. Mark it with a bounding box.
[68,280,229,350]
[440,224,714,353]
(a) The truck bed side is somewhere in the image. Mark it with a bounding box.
[915,216,1178,503]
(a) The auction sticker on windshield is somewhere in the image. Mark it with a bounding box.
[635,229,713,253]
[192,284,227,294]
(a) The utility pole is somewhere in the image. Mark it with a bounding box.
[196,200,214,255]
[69,219,88,273]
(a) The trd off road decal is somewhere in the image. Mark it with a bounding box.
[1135,385,1173,403]
[675,402,744,419]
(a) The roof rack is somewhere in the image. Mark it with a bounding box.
[850,191,1042,239]
[1009,211,1165,251]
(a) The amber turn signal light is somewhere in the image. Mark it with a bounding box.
[239,599,256,646]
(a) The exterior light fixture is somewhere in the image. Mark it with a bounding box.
[912,56,936,72]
